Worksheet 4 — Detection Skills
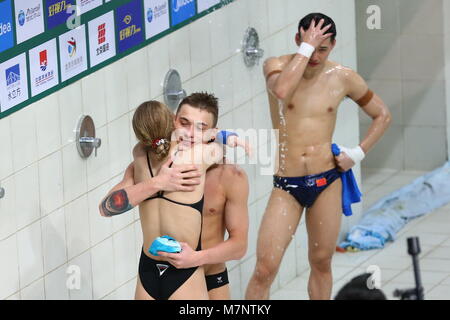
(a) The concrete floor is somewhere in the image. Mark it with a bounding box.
[271,168,450,300]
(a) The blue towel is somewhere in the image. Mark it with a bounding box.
[331,143,363,216]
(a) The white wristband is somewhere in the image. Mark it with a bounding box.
[297,42,315,58]
[339,145,365,164]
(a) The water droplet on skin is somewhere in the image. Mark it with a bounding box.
[314,243,319,247]
[288,225,292,230]
[271,255,275,260]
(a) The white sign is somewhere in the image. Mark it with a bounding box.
[88,11,116,67]
[144,0,169,39]
[0,53,29,112]
[197,0,220,13]
[29,39,59,97]
[59,25,88,82]
[14,0,45,44]
[76,0,102,15]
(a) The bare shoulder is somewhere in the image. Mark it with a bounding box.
[222,164,249,185]
[263,54,293,74]
[132,142,146,159]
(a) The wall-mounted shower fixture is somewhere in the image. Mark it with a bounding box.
[164,69,187,112]
[76,115,101,159]
[0,186,5,199]
[242,27,264,68]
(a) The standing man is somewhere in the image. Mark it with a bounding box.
[245,13,391,300]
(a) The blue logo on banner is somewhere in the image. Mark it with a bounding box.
[46,0,75,30]
[171,0,195,26]
[18,10,25,26]
[0,0,14,53]
[147,8,153,23]
[116,0,144,53]
[6,64,20,86]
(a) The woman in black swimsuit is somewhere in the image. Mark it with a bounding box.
[131,101,224,300]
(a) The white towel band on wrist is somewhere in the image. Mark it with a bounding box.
[297,42,315,58]
[339,145,365,164]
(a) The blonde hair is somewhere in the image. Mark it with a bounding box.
[132,101,174,160]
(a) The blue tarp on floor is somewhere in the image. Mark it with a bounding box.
[339,161,450,251]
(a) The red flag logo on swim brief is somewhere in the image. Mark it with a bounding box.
[316,177,327,187]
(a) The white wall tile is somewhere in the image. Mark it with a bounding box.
[0,176,17,240]
[107,114,132,177]
[231,55,252,108]
[147,37,170,99]
[41,208,67,274]
[17,221,44,288]
[39,151,64,216]
[0,235,19,299]
[104,60,129,122]
[247,0,269,41]
[88,181,113,247]
[34,94,61,160]
[0,117,14,180]
[14,163,40,229]
[86,126,111,191]
[212,59,234,117]
[21,278,45,300]
[91,237,115,299]
[44,263,69,300]
[227,0,249,55]
[113,224,137,287]
[62,142,88,204]
[11,108,38,172]
[68,250,93,300]
[267,0,287,35]
[208,7,231,65]
[82,71,108,129]
[189,18,212,77]
[168,27,191,83]
[125,49,151,111]
[65,195,90,260]
[58,81,83,146]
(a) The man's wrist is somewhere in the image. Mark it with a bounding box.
[149,175,164,193]
[196,249,209,266]
[297,42,315,59]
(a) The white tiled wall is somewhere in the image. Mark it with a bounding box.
[0,0,359,300]
[357,0,448,171]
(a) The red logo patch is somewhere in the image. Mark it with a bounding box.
[316,178,327,187]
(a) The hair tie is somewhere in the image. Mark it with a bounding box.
[151,138,167,149]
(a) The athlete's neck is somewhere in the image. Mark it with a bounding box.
[303,62,326,80]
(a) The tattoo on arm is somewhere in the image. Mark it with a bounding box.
[102,189,134,217]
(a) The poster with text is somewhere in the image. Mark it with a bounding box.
[46,0,76,30]
[14,0,45,44]
[170,0,195,26]
[0,53,29,112]
[29,39,59,97]
[0,0,15,53]
[59,25,88,82]
[116,0,144,54]
[144,0,169,40]
[88,11,116,67]
[76,0,102,15]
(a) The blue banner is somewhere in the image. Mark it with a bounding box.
[116,0,144,54]
[170,0,196,26]
[46,0,76,30]
[0,0,14,53]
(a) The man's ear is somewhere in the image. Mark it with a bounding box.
[295,33,301,46]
